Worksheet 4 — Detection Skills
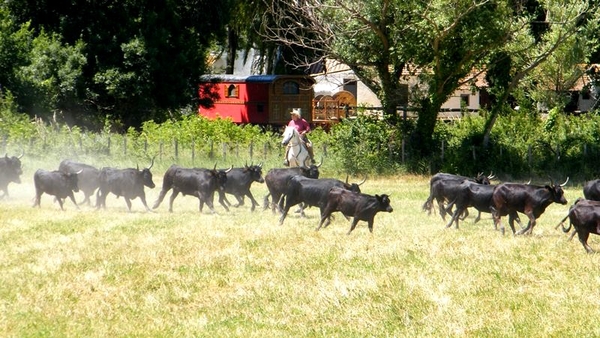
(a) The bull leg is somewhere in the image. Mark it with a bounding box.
[215,192,228,212]
[446,207,464,229]
[316,207,333,231]
[491,209,505,235]
[204,192,217,213]
[474,211,482,223]
[577,231,594,253]
[247,193,259,212]
[217,191,230,211]
[279,203,291,225]
[33,192,42,208]
[55,196,65,210]
[568,229,577,241]
[138,194,152,212]
[168,190,180,212]
[234,195,244,207]
[124,198,132,212]
[367,219,375,233]
[95,189,106,209]
[508,211,524,235]
[347,218,360,235]
[67,193,80,210]
[516,212,536,235]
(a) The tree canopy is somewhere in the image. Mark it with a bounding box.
[262,0,600,157]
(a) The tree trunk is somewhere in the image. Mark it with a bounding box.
[413,98,440,157]
[226,28,238,74]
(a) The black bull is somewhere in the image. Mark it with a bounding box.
[423,172,494,221]
[33,168,82,210]
[558,198,600,253]
[278,175,365,225]
[96,159,156,212]
[445,181,522,230]
[0,152,24,198]
[491,178,569,235]
[217,164,265,211]
[263,164,321,213]
[583,179,600,201]
[59,159,100,205]
[152,165,231,213]
[316,187,393,235]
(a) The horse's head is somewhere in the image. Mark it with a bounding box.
[281,126,298,146]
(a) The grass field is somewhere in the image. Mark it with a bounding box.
[1,169,600,337]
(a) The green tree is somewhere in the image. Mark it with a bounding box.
[0,6,33,99]
[481,1,599,148]
[5,0,231,130]
[15,31,87,123]
[262,0,598,159]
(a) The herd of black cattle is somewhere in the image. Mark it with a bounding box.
[2,152,600,251]
[0,153,392,236]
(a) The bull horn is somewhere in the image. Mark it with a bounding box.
[488,171,495,180]
[357,175,367,186]
[316,156,323,167]
[146,156,155,170]
[213,163,217,171]
[477,172,483,177]
[3,153,6,158]
[18,149,24,159]
[225,165,233,173]
[560,177,569,187]
[75,169,83,174]
[345,175,349,184]
[258,162,263,168]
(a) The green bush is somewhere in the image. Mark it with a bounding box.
[2,95,600,181]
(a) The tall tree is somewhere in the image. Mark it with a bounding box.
[481,1,599,148]
[5,0,231,129]
[262,0,597,157]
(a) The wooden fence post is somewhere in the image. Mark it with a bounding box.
[249,141,254,160]
[402,138,405,164]
[528,145,532,167]
[222,142,227,161]
[174,138,179,160]
[191,139,195,164]
[123,136,127,156]
[209,140,214,159]
[159,141,164,161]
[263,142,268,159]
[107,137,111,155]
[441,140,445,161]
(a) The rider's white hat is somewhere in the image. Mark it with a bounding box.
[290,108,301,117]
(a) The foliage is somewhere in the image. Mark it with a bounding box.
[3,0,231,130]
[327,116,402,175]
[15,31,87,120]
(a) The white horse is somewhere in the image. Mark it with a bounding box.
[281,125,311,167]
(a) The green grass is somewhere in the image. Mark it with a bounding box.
[1,172,600,337]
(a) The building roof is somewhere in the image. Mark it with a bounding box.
[199,74,315,84]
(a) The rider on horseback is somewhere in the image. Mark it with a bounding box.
[284,108,314,166]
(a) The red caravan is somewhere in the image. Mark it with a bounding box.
[198,74,315,126]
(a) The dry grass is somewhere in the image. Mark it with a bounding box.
[1,171,600,337]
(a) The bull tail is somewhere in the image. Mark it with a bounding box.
[263,193,271,210]
[560,217,572,234]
